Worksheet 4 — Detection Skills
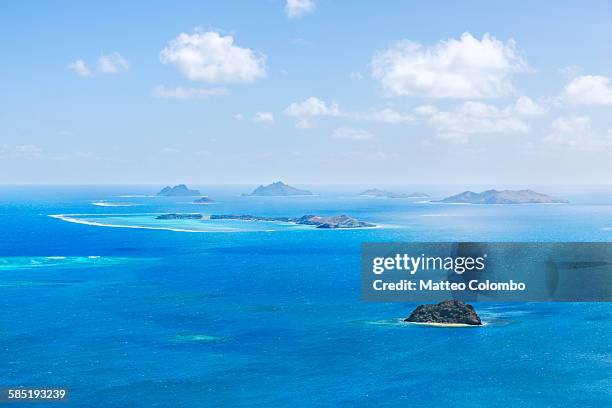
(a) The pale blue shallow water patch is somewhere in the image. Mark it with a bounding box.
[0,255,141,270]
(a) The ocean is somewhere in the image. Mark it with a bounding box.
[0,185,610,407]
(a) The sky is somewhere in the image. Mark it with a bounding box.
[2,0,612,185]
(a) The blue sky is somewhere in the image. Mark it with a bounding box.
[2,0,612,184]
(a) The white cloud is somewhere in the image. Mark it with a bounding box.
[356,108,413,124]
[525,113,612,150]
[160,30,266,84]
[371,33,527,98]
[68,59,93,77]
[152,85,228,99]
[286,0,315,18]
[68,53,129,77]
[284,97,340,117]
[422,101,530,143]
[233,113,244,120]
[544,116,593,147]
[253,112,275,123]
[97,52,129,74]
[413,105,439,116]
[551,115,590,134]
[349,72,364,80]
[512,96,547,116]
[332,127,375,140]
[564,75,612,105]
[0,144,43,158]
[15,144,42,157]
[284,97,339,128]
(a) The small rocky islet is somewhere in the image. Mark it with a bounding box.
[193,196,215,204]
[155,213,375,229]
[405,300,482,326]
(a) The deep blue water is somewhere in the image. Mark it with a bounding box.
[1,185,611,407]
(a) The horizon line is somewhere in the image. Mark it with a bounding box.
[0,183,610,187]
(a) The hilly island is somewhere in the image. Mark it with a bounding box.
[244,181,313,197]
[156,184,201,197]
[437,189,568,204]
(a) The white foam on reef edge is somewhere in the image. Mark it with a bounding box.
[92,201,136,207]
[364,318,487,328]
[49,214,293,233]
[405,321,484,328]
[49,214,210,233]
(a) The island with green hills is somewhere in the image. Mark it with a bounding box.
[243,181,313,197]
[437,189,568,204]
[156,184,201,197]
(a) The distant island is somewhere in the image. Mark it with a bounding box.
[193,196,215,204]
[156,184,201,197]
[405,300,482,326]
[360,188,429,199]
[437,189,568,204]
[212,214,374,228]
[244,181,313,197]
[155,213,375,229]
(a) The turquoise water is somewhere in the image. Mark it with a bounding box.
[0,185,611,407]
